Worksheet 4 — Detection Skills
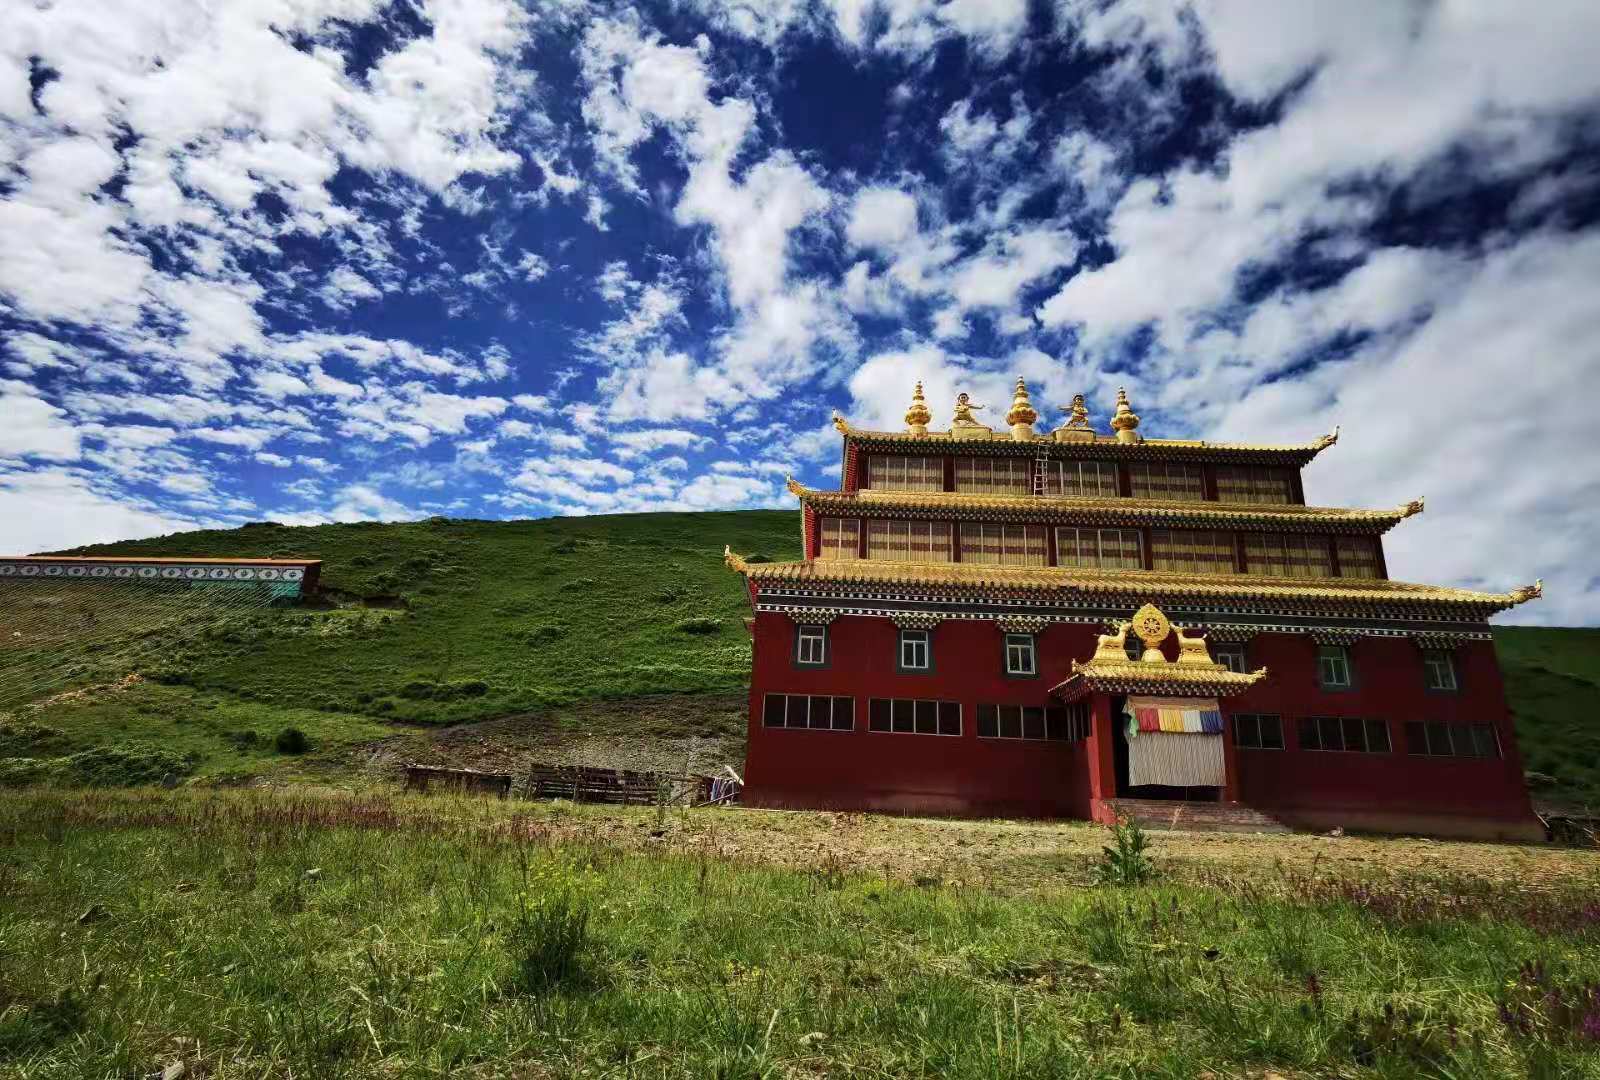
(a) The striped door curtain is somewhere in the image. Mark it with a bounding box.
[1124,696,1226,787]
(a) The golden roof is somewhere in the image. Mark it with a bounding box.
[1051,660,1268,702]
[832,415,1339,463]
[722,548,1542,614]
[786,479,1419,534]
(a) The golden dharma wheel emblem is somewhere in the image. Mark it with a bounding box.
[1131,603,1171,647]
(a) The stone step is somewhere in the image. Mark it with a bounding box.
[1100,797,1292,834]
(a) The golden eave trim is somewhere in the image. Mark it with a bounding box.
[787,481,1415,533]
[832,417,1339,462]
[725,555,1542,611]
[1050,660,1268,701]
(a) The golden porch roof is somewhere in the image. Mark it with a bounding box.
[833,416,1339,465]
[1051,660,1269,702]
[787,480,1421,535]
[722,548,1543,615]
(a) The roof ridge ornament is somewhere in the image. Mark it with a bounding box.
[950,392,993,440]
[904,381,932,435]
[1509,578,1544,604]
[1111,387,1142,444]
[1005,377,1038,440]
[1063,393,1090,429]
[1314,425,1340,450]
[1401,497,1425,518]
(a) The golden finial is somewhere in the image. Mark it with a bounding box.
[904,381,932,434]
[1130,603,1170,662]
[1005,376,1038,440]
[1110,387,1142,444]
[1062,393,1090,429]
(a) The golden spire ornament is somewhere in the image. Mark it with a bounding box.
[904,381,932,434]
[1110,386,1142,444]
[1005,377,1038,440]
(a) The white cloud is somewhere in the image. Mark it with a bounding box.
[610,427,705,459]
[0,466,207,555]
[0,381,81,461]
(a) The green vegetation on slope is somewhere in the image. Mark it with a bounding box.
[1493,626,1600,811]
[2,789,1598,1078]
[54,510,799,722]
[1,513,1593,804]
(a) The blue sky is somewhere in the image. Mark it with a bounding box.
[2,0,1598,624]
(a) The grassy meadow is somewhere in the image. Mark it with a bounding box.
[1,788,1598,1079]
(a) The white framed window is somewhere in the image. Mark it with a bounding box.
[1004,633,1036,677]
[1232,713,1284,750]
[1054,527,1143,570]
[762,693,855,731]
[868,698,961,736]
[1422,649,1458,692]
[959,523,1047,566]
[1317,645,1352,690]
[954,456,1032,495]
[866,455,943,492]
[795,625,828,666]
[1043,459,1120,498]
[818,516,861,560]
[898,628,931,672]
[1213,643,1248,674]
[1405,721,1499,759]
[977,703,1089,741]
[1298,716,1390,753]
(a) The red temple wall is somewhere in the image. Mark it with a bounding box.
[744,613,1098,816]
[744,613,1537,832]
[1226,636,1533,824]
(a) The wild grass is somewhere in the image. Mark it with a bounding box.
[1,788,1597,1078]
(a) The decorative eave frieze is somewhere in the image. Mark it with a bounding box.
[786,479,1418,535]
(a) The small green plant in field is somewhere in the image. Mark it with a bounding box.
[673,616,721,635]
[275,727,310,754]
[507,856,600,993]
[1094,816,1155,885]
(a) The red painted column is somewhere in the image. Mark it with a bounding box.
[1087,694,1117,806]
[1221,710,1241,802]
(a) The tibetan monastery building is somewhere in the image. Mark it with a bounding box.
[724,380,1545,841]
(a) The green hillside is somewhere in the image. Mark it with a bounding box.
[3,512,1597,808]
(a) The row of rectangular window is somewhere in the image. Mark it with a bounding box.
[817,517,1383,579]
[864,456,1297,505]
[1231,713,1500,759]
[762,693,1089,741]
[815,628,1459,697]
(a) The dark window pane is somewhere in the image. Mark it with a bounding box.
[764,694,786,728]
[1000,706,1022,740]
[1448,724,1474,758]
[893,699,914,733]
[938,701,960,736]
[1405,721,1426,754]
[1427,721,1451,756]
[1364,719,1390,754]
[1342,717,1366,752]
[1022,706,1045,740]
[1298,717,1319,750]
[1045,707,1067,741]
[1472,724,1499,759]
[977,704,997,738]
[1261,716,1284,750]
[809,696,830,729]
[1233,714,1256,748]
[1319,716,1345,752]
[915,699,937,734]
[869,698,891,733]
[832,697,854,730]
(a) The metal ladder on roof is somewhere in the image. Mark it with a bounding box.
[1032,446,1051,497]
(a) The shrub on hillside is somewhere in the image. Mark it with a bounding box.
[274,728,310,755]
[674,617,721,635]
[0,721,69,757]
[399,679,491,701]
[0,744,201,788]
[1095,817,1156,885]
